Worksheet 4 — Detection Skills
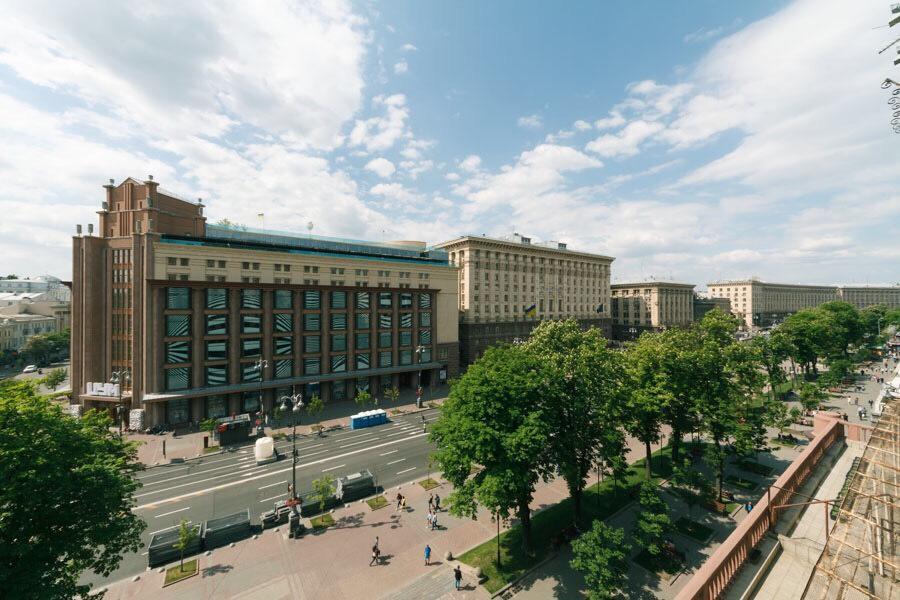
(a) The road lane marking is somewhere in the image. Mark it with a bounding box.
[138,467,188,480]
[258,480,287,490]
[259,493,287,503]
[387,458,406,465]
[154,507,190,519]
[322,464,346,472]
[396,467,416,475]
[380,450,398,456]
[148,521,191,536]
[340,438,380,448]
[134,432,428,510]
[139,463,236,487]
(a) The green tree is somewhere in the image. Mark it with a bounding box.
[43,367,67,390]
[799,382,827,412]
[624,333,668,479]
[21,334,54,365]
[354,389,373,409]
[305,394,324,419]
[766,400,792,437]
[0,380,145,599]
[524,320,628,523]
[671,458,707,517]
[385,386,400,404]
[634,481,673,557]
[312,475,335,513]
[570,521,631,599]
[781,309,828,375]
[657,328,701,465]
[431,344,550,556]
[172,519,198,569]
[751,332,791,400]
[818,301,864,359]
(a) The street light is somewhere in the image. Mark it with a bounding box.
[254,358,268,422]
[415,345,426,409]
[110,369,130,435]
[280,390,304,513]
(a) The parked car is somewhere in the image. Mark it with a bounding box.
[22,365,37,373]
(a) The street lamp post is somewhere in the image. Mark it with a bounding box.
[255,358,268,425]
[280,390,304,511]
[110,369,130,435]
[415,345,426,409]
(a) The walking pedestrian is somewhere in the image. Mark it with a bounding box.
[745,501,753,514]
[431,511,438,530]
[396,492,403,510]
[434,494,441,511]
[374,536,379,552]
[426,511,433,530]
[454,565,462,590]
[370,544,379,566]
[428,494,434,511]
[401,496,407,511]
[424,544,431,566]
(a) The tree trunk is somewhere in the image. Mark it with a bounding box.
[518,502,533,555]
[670,426,682,465]
[571,485,583,526]
[644,440,653,479]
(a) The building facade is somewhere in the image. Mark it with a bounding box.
[610,281,695,340]
[0,275,70,301]
[435,234,613,366]
[0,313,58,352]
[693,295,732,322]
[72,177,459,427]
[837,286,900,309]
[707,279,838,328]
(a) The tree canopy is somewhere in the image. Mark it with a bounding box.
[0,380,145,599]
[570,521,630,599]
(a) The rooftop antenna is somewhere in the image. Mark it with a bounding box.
[307,221,314,239]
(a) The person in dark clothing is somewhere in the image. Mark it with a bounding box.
[454,565,463,590]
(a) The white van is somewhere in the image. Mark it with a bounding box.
[254,436,276,465]
[22,365,38,373]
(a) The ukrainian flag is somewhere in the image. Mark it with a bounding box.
[524,303,537,318]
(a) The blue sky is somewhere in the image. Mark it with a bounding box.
[1,0,898,288]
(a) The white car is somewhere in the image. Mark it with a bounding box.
[22,365,38,373]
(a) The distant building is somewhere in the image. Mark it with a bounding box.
[693,295,731,322]
[434,234,613,366]
[837,286,900,309]
[610,281,695,341]
[0,275,70,301]
[0,313,58,352]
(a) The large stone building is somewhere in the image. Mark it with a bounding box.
[0,313,58,353]
[71,177,459,427]
[707,279,900,328]
[0,275,70,301]
[692,295,732,322]
[434,234,613,366]
[610,281,695,340]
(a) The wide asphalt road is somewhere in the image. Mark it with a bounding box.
[85,408,441,588]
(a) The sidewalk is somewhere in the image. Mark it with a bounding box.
[99,466,582,599]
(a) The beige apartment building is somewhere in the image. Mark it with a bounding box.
[71,177,459,427]
[837,286,900,309]
[707,279,837,328]
[0,313,58,352]
[610,282,695,340]
[693,295,731,322]
[435,233,613,366]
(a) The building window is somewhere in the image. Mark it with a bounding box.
[418,293,432,309]
[419,312,432,327]
[356,313,370,329]
[356,292,370,309]
[378,292,392,308]
[420,348,432,362]
[167,257,177,266]
[331,354,347,373]
[166,287,190,309]
[379,351,392,367]
[274,359,293,379]
[356,353,370,370]
[206,365,227,387]
[303,313,320,331]
[439,347,449,360]
[304,357,320,375]
[206,340,227,361]
[331,333,347,352]
[241,314,262,334]
[206,395,227,418]
[399,293,412,308]
[331,313,347,330]
[274,313,293,333]
[419,329,432,345]
[356,332,370,349]
[241,363,261,382]
[241,338,261,358]
[274,289,293,309]
[379,314,392,329]
[206,314,227,336]
[331,291,347,309]
[242,289,262,309]
[378,331,392,348]
[303,290,320,309]
[400,312,413,328]
[164,314,190,337]
[165,367,189,391]
[399,331,412,346]
[165,341,190,364]
[274,336,292,356]
[399,349,412,366]
[206,288,227,309]
[304,335,321,353]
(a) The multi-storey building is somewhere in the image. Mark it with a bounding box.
[0,275,70,301]
[610,281,695,340]
[707,279,838,328]
[0,313,58,352]
[692,295,732,322]
[434,233,613,366]
[71,177,459,427]
[837,286,900,309]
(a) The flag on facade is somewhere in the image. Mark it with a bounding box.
[524,303,537,318]
[595,303,604,313]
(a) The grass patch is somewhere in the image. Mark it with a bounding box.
[769,437,799,448]
[725,475,759,491]
[310,513,335,529]
[675,517,714,542]
[418,478,441,490]
[271,432,288,440]
[738,461,774,477]
[726,502,740,514]
[163,560,198,586]
[458,445,675,594]
[633,549,683,582]
[366,495,389,511]
[202,445,221,454]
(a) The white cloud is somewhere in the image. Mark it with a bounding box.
[585,120,664,157]
[683,26,725,44]
[445,172,461,181]
[364,157,396,178]
[401,43,417,52]
[399,159,434,179]
[459,155,482,172]
[593,112,626,130]
[393,59,408,74]
[348,94,410,152]
[517,114,543,129]
[573,120,592,131]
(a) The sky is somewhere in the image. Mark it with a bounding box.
[1,0,899,288]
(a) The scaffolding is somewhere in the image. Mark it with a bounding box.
[804,396,899,599]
